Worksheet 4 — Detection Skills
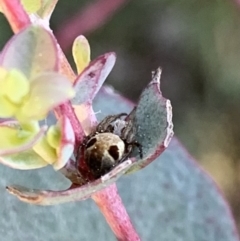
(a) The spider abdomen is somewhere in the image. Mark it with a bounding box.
[84,133,125,178]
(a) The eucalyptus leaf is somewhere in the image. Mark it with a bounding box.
[92,86,240,241]
[72,52,116,133]
[0,121,46,157]
[0,149,48,169]
[72,35,90,74]
[0,25,58,79]
[1,85,239,240]
[128,68,173,172]
[21,0,41,13]
[36,0,58,20]
[72,52,116,105]
[19,72,75,121]
[7,159,134,205]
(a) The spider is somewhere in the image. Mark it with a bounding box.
[78,110,143,179]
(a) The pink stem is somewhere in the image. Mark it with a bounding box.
[55,0,130,52]
[92,183,141,241]
[0,0,30,32]
[1,3,140,240]
[55,102,85,150]
[0,0,76,82]
[0,0,82,144]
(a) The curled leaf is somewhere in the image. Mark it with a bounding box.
[72,52,116,133]
[0,149,48,170]
[72,52,116,104]
[127,68,173,172]
[92,69,173,174]
[7,159,134,205]
[1,71,239,240]
[91,85,240,241]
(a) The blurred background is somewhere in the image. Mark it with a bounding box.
[1,0,240,231]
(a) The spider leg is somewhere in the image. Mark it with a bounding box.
[122,141,143,161]
[125,106,137,121]
[96,113,128,133]
[132,141,143,159]
[121,119,135,142]
[121,120,143,159]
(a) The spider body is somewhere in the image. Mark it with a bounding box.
[79,112,142,179]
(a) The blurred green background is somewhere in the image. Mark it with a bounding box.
[1,0,240,230]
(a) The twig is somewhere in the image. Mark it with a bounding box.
[92,183,141,241]
[0,2,141,240]
[0,0,30,32]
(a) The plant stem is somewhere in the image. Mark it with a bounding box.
[55,102,85,149]
[92,183,141,241]
[0,0,76,83]
[1,3,140,240]
[0,0,30,32]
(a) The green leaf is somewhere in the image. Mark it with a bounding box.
[21,0,41,13]
[0,25,58,79]
[17,72,75,121]
[72,35,91,74]
[0,121,46,156]
[36,0,58,20]
[1,85,239,241]
[0,149,48,169]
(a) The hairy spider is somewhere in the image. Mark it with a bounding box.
[78,110,142,179]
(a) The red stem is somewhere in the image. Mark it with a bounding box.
[55,0,130,52]
[55,102,85,150]
[92,184,141,241]
[0,0,76,82]
[0,0,30,32]
[1,3,141,240]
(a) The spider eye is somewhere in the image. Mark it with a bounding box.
[86,138,97,149]
[108,145,119,161]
